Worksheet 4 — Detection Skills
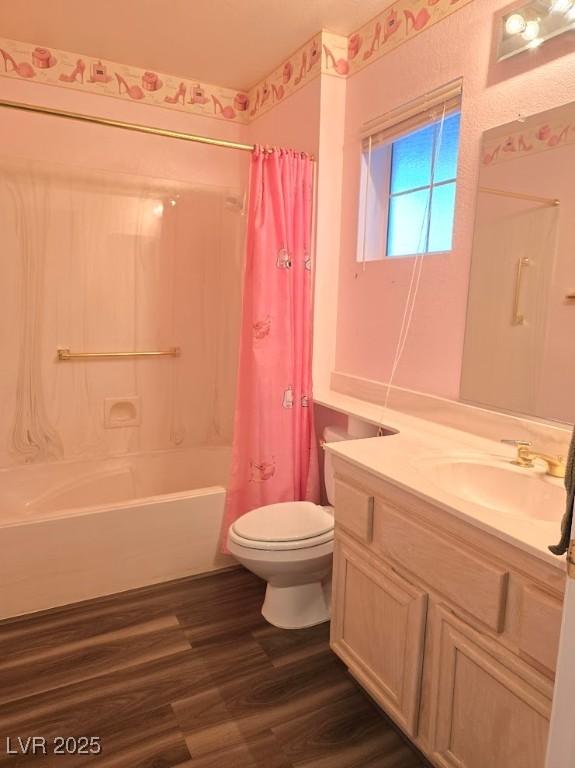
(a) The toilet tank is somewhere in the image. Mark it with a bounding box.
[323,426,349,506]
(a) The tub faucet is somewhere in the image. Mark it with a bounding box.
[501,439,566,479]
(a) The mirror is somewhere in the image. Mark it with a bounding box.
[461,101,575,423]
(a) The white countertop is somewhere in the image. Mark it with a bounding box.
[320,392,567,569]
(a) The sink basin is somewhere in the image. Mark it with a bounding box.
[416,455,565,522]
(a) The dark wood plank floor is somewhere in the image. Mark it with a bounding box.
[0,568,428,767]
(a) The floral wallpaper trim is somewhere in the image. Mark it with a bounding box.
[0,38,250,124]
[346,0,474,76]
[248,32,323,122]
[322,31,351,79]
[482,115,575,167]
[246,31,349,122]
[0,0,473,128]
[247,0,473,121]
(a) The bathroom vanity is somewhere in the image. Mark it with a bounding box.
[321,91,575,768]
[326,429,566,768]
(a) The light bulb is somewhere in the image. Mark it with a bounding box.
[152,202,164,217]
[169,199,177,207]
[550,0,573,13]
[522,19,541,40]
[505,13,527,34]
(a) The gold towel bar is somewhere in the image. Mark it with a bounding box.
[57,347,180,361]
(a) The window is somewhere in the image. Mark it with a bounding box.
[357,85,462,262]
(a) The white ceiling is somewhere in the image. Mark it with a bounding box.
[0,0,387,91]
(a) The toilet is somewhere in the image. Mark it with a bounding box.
[227,426,348,629]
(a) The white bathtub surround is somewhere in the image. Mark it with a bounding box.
[0,446,232,619]
[10,171,63,463]
[0,160,243,469]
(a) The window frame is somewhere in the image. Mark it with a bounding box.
[386,112,460,259]
[356,81,462,265]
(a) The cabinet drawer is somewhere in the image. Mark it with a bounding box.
[334,480,374,543]
[373,500,509,632]
[518,585,562,674]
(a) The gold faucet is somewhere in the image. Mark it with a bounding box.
[501,440,566,479]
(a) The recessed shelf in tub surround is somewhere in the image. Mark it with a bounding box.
[320,394,567,568]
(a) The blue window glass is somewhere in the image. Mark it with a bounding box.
[386,111,460,258]
[390,124,434,195]
[428,182,456,252]
[388,189,430,257]
[434,112,461,184]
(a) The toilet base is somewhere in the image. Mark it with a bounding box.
[262,579,331,629]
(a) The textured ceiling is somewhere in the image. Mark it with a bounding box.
[0,0,388,91]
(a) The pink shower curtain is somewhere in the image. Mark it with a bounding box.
[221,147,320,548]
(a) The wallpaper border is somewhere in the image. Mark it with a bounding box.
[0,37,251,124]
[0,1,473,125]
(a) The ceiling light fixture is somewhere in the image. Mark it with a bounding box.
[505,12,527,34]
[499,0,575,60]
[550,0,574,13]
[522,18,542,39]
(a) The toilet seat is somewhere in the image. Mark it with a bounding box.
[229,501,334,551]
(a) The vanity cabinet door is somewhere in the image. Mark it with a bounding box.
[429,605,553,768]
[331,535,427,736]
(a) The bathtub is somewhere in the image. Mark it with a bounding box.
[0,446,233,619]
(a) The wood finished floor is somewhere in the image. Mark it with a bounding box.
[0,568,429,767]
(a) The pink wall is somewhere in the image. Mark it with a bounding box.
[0,77,248,467]
[313,74,347,393]
[246,77,321,154]
[0,77,249,185]
[334,0,575,400]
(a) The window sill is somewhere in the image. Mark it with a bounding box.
[356,249,453,264]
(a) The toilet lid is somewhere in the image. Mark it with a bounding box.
[231,501,334,544]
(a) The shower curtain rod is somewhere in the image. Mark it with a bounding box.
[0,98,315,159]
